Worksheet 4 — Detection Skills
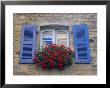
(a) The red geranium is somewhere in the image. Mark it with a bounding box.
[33,58,38,62]
[50,61,54,69]
[58,62,63,70]
[51,55,55,59]
[42,63,47,70]
[58,50,62,54]
[58,56,63,61]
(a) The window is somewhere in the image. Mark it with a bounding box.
[40,25,69,48]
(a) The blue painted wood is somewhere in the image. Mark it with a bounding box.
[19,24,37,64]
[72,24,91,64]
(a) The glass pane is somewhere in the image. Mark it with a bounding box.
[42,31,53,47]
[56,31,68,47]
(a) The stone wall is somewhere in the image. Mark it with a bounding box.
[13,13,97,75]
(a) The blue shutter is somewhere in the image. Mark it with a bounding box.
[19,24,37,64]
[72,24,91,64]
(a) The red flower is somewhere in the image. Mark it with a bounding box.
[58,62,63,70]
[58,57,64,63]
[67,47,71,52]
[48,59,54,69]
[50,61,54,69]
[58,50,62,54]
[41,60,46,65]
[51,44,57,48]
[58,57,62,61]
[44,55,49,59]
[54,53,58,57]
[42,53,46,57]
[48,59,52,62]
[44,47,48,50]
[53,44,56,46]
[53,50,56,54]
[33,58,38,62]
[42,52,45,55]
[64,50,68,56]
[42,63,47,70]
[61,45,64,47]
[51,55,55,59]
[48,51,51,54]
[58,62,63,67]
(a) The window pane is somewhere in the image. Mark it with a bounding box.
[42,30,53,47]
[56,31,68,47]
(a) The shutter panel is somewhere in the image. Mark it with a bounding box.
[72,24,91,64]
[19,24,37,64]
